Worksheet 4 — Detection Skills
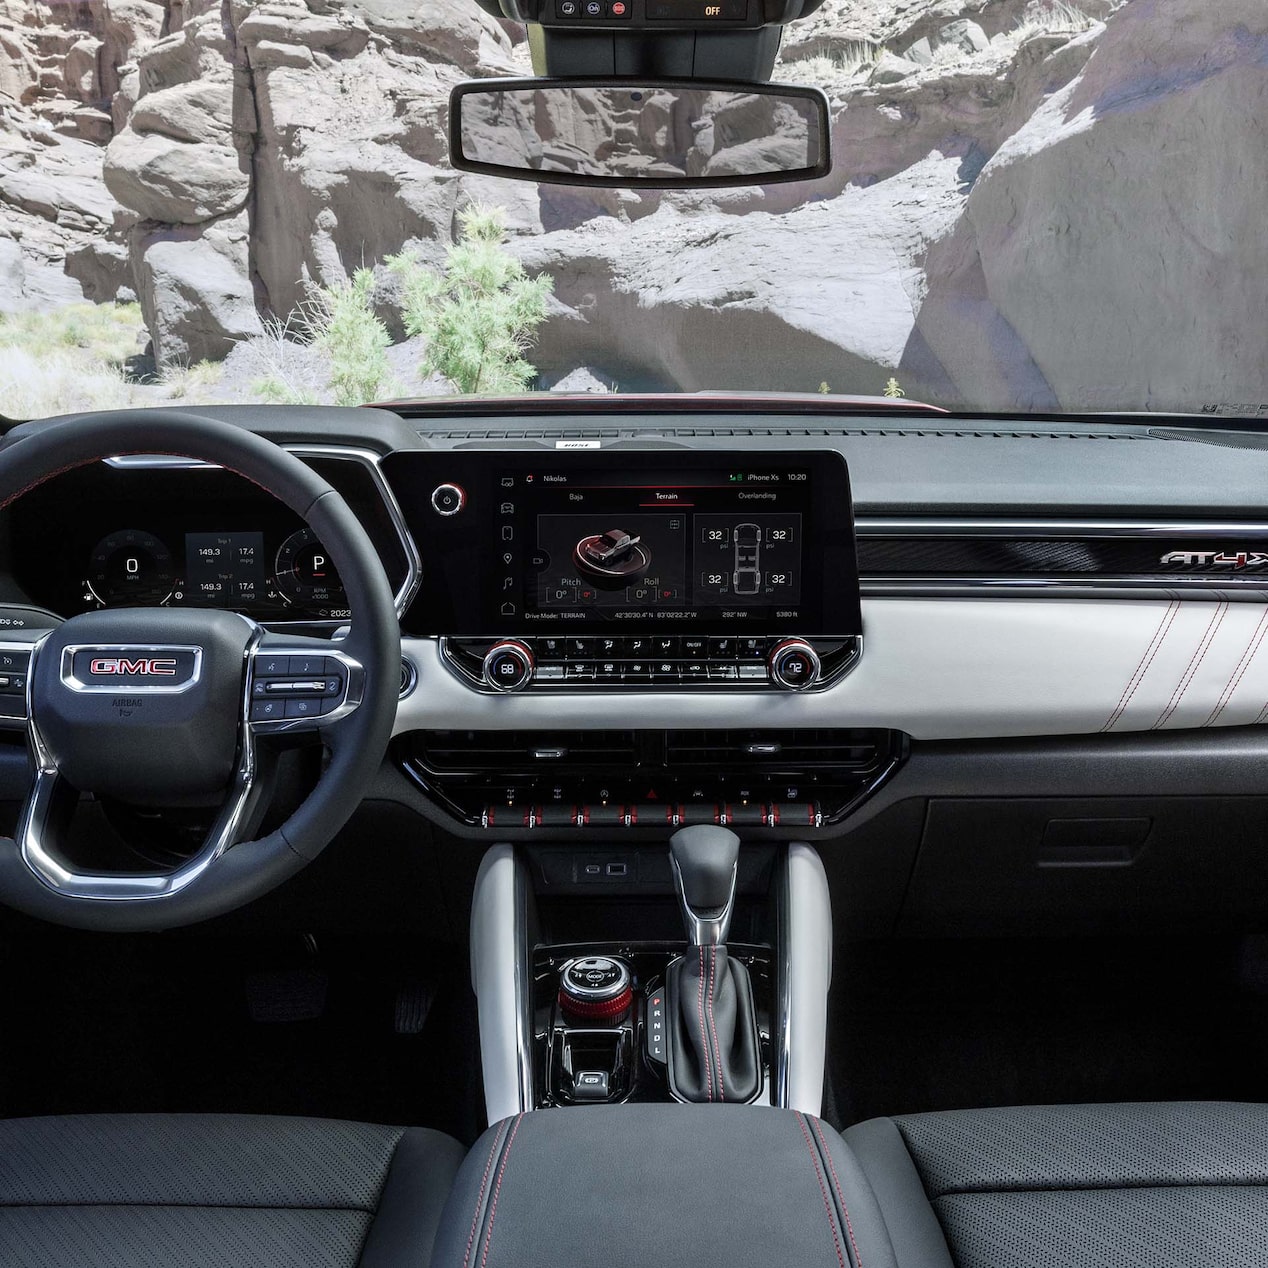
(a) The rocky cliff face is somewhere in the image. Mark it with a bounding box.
[2,0,1265,413]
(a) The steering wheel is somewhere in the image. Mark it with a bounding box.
[0,411,400,931]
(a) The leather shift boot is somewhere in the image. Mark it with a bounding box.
[665,944,761,1103]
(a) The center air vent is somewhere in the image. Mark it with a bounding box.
[397,728,905,831]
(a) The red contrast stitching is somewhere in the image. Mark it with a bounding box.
[707,945,725,1102]
[796,1111,847,1268]
[479,1112,522,1268]
[812,1117,864,1268]
[1205,606,1268,726]
[461,1118,508,1268]
[697,945,713,1101]
[1154,601,1228,729]
[1102,600,1178,731]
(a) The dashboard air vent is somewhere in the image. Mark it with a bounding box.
[416,730,639,775]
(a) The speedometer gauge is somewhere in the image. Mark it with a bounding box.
[87,530,174,606]
[274,528,347,611]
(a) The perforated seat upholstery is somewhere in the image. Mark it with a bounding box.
[845,1102,1268,1268]
[0,1113,464,1268]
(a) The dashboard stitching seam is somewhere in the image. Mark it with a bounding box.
[1154,601,1228,729]
[796,1111,847,1268]
[812,1117,865,1268]
[1205,607,1268,726]
[707,945,724,1102]
[461,1118,507,1268]
[1102,600,1179,731]
[479,1112,522,1268]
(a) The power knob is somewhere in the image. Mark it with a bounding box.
[482,640,535,692]
[430,483,466,516]
[768,638,821,691]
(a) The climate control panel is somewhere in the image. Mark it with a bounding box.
[442,634,859,693]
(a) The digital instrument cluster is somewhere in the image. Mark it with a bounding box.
[83,525,347,618]
[3,456,405,625]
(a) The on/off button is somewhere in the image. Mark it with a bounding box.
[430,483,466,516]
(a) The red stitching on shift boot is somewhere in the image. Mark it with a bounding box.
[697,944,712,1101]
[707,945,725,1102]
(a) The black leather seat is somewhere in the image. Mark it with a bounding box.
[0,1113,464,1268]
[845,1102,1268,1268]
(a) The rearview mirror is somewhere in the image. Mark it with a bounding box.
[449,78,831,188]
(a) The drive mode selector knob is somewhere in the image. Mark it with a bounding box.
[768,638,822,690]
[558,956,633,1022]
[482,641,535,692]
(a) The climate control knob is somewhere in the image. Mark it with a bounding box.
[768,638,821,691]
[482,640,535,692]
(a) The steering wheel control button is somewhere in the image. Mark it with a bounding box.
[288,654,324,676]
[430,483,466,516]
[483,641,535,692]
[251,699,283,722]
[768,639,821,690]
[559,956,633,1023]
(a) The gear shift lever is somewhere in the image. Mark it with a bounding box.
[665,825,760,1103]
[670,825,739,946]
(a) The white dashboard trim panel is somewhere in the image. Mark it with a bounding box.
[398,597,1268,740]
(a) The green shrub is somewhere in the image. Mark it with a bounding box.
[315,268,392,406]
[389,205,553,397]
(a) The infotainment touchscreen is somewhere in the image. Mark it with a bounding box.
[383,450,861,637]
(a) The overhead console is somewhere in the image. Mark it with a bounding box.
[471,0,826,78]
[383,449,862,694]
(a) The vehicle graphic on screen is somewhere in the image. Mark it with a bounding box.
[732,523,762,595]
[573,527,653,590]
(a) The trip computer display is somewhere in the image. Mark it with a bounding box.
[387,450,862,637]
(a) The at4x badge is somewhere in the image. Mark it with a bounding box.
[1161,550,1268,569]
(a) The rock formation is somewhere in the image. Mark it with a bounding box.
[1,0,1265,415]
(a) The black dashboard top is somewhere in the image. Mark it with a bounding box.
[8,401,1267,520]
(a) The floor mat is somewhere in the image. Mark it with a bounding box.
[0,924,484,1146]
[827,935,1268,1129]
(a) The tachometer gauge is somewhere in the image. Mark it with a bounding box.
[274,528,347,611]
[87,530,174,606]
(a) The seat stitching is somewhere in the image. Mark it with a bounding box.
[479,1112,522,1268]
[461,1118,508,1268]
[812,1117,864,1268]
[697,945,713,1101]
[796,1111,847,1268]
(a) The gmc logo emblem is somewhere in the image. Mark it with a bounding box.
[89,657,179,676]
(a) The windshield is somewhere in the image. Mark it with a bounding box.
[0,0,1262,420]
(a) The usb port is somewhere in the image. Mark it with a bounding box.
[606,861,628,877]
